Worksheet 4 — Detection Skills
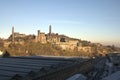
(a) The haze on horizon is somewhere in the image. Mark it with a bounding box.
[0,0,120,47]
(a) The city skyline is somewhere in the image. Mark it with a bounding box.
[0,0,120,47]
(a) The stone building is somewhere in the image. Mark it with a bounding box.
[77,46,92,53]
[3,41,11,48]
[45,25,80,51]
[6,25,95,52]
[54,36,79,51]
[14,32,26,38]
[46,25,60,43]
[35,30,46,44]
[10,27,26,42]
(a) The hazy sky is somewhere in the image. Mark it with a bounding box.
[0,0,120,46]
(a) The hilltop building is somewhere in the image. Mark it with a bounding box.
[3,25,102,53]
[35,30,46,43]
[11,26,26,42]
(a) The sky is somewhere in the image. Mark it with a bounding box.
[0,0,120,47]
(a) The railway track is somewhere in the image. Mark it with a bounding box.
[21,58,98,80]
[0,56,100,80]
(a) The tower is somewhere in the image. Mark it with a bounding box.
[37,30,41,42]
[38,30,40,37]
[49,25,52,36]
[12,26,14,42]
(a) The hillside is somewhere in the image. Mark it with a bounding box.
[0,26,120,57]
[0,35,120,57]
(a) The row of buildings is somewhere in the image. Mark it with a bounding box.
[3,25,104,54]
